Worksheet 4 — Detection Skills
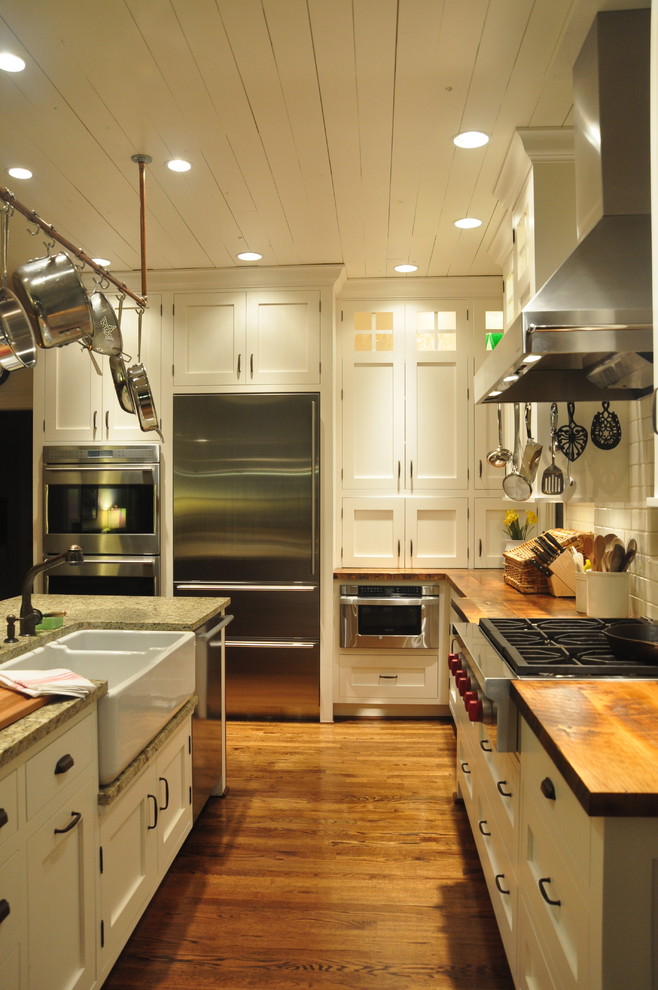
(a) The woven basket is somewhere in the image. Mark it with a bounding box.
[503,529,585,595]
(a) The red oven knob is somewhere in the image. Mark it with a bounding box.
[463,690,477,708]
[467,698,483,722]
[457,675,472,696]
[448,655,461,674]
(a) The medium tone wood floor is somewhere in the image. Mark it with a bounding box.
[103,719,514,990]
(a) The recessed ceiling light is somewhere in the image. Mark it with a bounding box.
[454,217,482,229]
[0,52,25,73]
[237,252,262,261]
[92,258,111,268]
[453,130,489,149]
[167,159,191,172]
[7,167,31,180]
[394,264,418,273]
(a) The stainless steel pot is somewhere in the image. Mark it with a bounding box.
[0,207,36,370]
[126,362,163,440]
[108,354,135,414]
[13,250,92,348]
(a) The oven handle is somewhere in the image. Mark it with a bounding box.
[339,596,439,606]
[43,464,159,473]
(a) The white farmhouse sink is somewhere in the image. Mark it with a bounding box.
[1,628,195,784]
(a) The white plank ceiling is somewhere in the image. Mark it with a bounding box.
[0,0,648,280]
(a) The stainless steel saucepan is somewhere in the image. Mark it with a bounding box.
[0,206,36,370]
[13,249,93,348]
[126,362,164,441]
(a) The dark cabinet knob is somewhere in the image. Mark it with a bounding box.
[0,808,8,829]
[540,777,556,800]
[0,898,10,923]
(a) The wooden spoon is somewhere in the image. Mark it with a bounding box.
[621,538,637,572]
[582,534,594,563]
[608,543,625,572]
[592,534,606,572]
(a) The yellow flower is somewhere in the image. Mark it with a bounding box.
[504,510,518,527]
[527,510,538,526]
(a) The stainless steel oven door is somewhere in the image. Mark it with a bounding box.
[43,464,159,555]
[340,594,440,649]
[45,555,160,596]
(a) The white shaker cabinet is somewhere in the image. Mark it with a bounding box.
[342,496,468,568]
[98,714,193,982]
[340,300,469,492]
[38,295,162,443]
[172,289,321,387]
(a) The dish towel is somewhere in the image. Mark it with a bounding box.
[0,669,96,698]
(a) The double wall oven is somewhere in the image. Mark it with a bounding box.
[42,445,160,595]
[450,614,658,752]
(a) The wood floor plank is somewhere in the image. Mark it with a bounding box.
[102,719,514,990]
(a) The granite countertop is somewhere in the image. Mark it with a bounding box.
[0,594,228,769]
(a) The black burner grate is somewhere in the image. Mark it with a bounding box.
[479,617,654,677]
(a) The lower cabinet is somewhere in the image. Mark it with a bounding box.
[456,709,658,990]
[336,652,440,704]
[98,715,193,982]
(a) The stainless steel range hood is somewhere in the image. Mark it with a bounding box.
[475,8,652,404]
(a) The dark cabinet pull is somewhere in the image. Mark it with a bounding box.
[494,874,510,895]
[540,777,556,800]
[0,898,9,923]
[480,739,492,752]
[159,776,170,812]
[54,753,75,775]
[53,810,82,835]
[497,780,513,797]
[478,819,491,836]
[147,793,158,830]
[538,877,561,906]
[0,808,8,829]
[460,761,470,774]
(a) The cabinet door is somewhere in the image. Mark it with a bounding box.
[341,303,405,491]
[404,301,469,490]
[406,498,468,568]
[472,498,510,568]
[98,768,158,981]
[341,497,405,567]
[246,290,320,384]
[27,778,97,990]
[0,847,26,990]
[42,341,103,442]
[173,291,246,386]
[156,719,192,873]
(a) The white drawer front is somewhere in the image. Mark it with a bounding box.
[25,715,96,820]
[338,653,439,700]
[0,770,19,853]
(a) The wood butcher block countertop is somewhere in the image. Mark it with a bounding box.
[334,567,579,621]
[512,680,658,817]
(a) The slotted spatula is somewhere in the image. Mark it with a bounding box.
[541,403,564,495]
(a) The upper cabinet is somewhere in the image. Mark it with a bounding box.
[38,295,162,444]
[172,289,321,387]
[340,299,469,492]
[489,128,577,329]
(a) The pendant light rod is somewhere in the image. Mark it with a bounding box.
[131,153,151,301]
[0,185,148,309]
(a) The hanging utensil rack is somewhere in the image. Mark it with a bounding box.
[0,184,148,310]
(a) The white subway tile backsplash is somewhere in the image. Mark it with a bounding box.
[565,402,657,618]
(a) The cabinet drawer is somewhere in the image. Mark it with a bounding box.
[472,795,517,969]
[338,653,439,700]
[520,718,589,887]
[0,847,26,966]
[477,732,519,859]
[519,793,589,990]
[25,715,96,821]
[517,893,561,990]
[0,770,19,853]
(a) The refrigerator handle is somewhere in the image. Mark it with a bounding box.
[311,397,318,577]
[196,614,234,643]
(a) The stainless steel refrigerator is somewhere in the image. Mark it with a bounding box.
[173,393,320,720]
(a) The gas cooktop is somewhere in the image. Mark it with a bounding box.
[479,617,655,678]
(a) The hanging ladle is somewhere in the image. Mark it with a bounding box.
[487,404,512,468]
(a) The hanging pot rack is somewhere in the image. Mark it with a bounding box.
[0,176,148,311]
